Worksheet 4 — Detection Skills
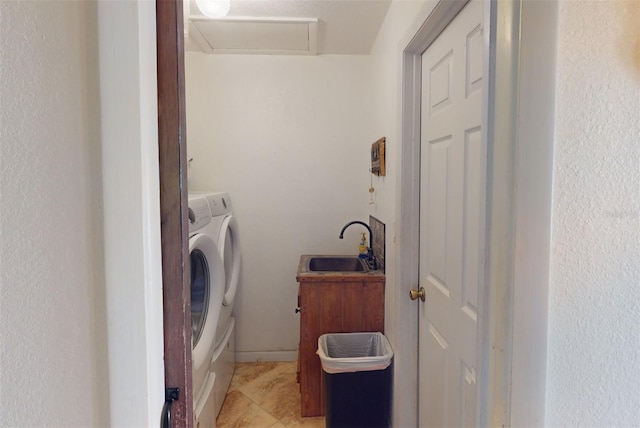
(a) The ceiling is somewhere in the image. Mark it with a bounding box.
[184,0,392,55]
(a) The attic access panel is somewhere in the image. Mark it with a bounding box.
[188,17,318,55]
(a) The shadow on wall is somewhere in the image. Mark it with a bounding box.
[619,0,640,77]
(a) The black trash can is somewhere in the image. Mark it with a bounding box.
[318,332,393,428]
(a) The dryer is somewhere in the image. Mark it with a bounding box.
[194,192,240,344]
[188,196,225,426]
[191,191,241,417]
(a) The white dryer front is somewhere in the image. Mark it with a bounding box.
[189,232,225,401]
[217,213,240,307]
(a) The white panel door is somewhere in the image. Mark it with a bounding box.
[418,0,485,426]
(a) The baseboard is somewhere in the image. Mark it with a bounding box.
[235,351,298,362]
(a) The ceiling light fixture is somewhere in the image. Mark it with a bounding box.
[195,0,230,18]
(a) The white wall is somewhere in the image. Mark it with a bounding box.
[547,1,640,426]
[1,1,164,426]
[185,54,374,360]
[0,1,108,425]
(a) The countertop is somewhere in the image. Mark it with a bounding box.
[296,254,385,282]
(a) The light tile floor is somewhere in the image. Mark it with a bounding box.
[216,361,325,428]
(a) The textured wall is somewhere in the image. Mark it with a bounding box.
[0,1,107,426]
[547,1,640,425]
[185,54,373,360]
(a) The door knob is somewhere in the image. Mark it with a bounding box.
[409,287,425,302]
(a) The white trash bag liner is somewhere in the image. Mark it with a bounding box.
[317,332,393,374]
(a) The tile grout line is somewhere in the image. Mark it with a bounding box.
[218,362,325,428]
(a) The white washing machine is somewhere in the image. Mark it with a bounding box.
[191,191,241,417]
[188,196,225,426]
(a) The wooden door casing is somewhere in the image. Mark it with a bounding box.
[156,0,192,427]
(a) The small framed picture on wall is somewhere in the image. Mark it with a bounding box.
[371,137,386,176]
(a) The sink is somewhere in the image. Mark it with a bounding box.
[308,257,366,272]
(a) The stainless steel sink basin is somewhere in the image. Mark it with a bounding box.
[308,257,366,272]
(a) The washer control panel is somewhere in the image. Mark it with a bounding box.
[188,196,212,233]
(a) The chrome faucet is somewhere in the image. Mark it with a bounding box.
[339,220,377,270]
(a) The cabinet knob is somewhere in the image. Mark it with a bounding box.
[295,307,301,314]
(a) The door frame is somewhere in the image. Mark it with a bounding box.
[397,0,558,426]
[156,0,193,427]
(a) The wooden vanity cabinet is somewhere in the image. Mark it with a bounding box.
[297,276,385,417]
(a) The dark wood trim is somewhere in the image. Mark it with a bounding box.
[156,0,192,427]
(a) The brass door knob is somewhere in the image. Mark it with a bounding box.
[409,287,425,302]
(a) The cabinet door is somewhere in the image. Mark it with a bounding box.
[363,282,385,332]
[299,279,385,417]
[342,282,365,331]
[341,281,385,333]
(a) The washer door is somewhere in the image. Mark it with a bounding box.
[217,215,241,307]
[189,233,225,396]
